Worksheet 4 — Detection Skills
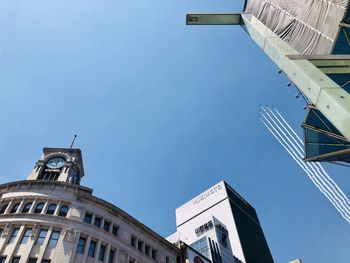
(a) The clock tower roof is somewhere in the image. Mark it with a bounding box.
[27,147,85,184]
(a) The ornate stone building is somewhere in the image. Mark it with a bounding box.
[0,147,180,263]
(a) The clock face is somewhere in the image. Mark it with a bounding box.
[46,157,65,169]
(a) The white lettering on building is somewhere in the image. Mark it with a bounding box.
[193,184,222,205]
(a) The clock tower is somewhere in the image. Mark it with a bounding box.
[26,147,85,185]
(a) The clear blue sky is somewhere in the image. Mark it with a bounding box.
[0,1,349,262]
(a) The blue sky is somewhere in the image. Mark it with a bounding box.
[0,0,349,262]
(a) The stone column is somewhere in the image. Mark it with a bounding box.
[81,235,91,263]
[28,198,38,213]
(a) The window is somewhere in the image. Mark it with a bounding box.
[166,256,170,263]
[28,258,37,263]
[20,228,32,244]
[34,203,45,214]
[11,257,20,263]
[84,212,92,224]
[22,202,32,213]
[10,203,20,214]
[145,244,150,256]
[108,249,115,263]
[8,228,19,244]
[46,204,57,215]
[35,229,48,246]
[58,206,68,217]
[98,244,106,261]
[76,237,86,254]
[129,259,135,263]
[112,225,118,236]
[93,216,101,228]
[0,203,8,214]
[103,220,110,232]
[88,240,97,257]
[130,235,136,247]
[137,240,144,252]
[0,257,6,263]
[48,230,60,248]
[151,249,157,260]
[41,260,51,263]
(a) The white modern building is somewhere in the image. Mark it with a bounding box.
[167,181,274,263]
[0,147,180,263]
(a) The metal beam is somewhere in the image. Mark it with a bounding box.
[287,55,350,74]
[340,22,350,29]
[186,13,242,25]
[186,13,350,142]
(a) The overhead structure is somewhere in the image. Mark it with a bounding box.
[186,0,350,165]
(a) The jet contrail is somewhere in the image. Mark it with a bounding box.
[262,107,350,213]
[259,112,350,221]
[259,106,350,223]
[259,116,350,223]
[270,106,350,208]
[260,108,350,219]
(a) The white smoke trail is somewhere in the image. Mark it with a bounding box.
[259,116,350,224]
[271,107,350,208]
[259,108,350,223]
[262,107,350,214]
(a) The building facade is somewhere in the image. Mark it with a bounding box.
[167,181,274,263]
[0,147,180,263]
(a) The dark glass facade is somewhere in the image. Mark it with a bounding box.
[225,182,274,263]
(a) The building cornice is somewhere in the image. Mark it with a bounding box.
[0,180,93,196]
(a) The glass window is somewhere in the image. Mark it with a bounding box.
[48,230,60,248]
[0,256,6,263]
[20,228,32,244]
[137,240,143,252]
[130,235,136,247]
[93,216,101,228]
[103,221,110,232]
[10,203,20,214]
[166,256,170,263]
[190,237,210,259]
[151,249,157,260]
[28,258,37,263]
[88,240,96,258]
[11,257,20,263]
[8,228,19,244]
[76,237,86,254]
[108,249,115,263]
[46,204,57,215]
[0,203,8,214]
[145,244,150,256]
[35,229,48,246]
[58,206,68,217]
[22,202,32,213]
[84,212,92,224]
[112,225,118,236]
[41,260,51,263]
[98,244,106,261]
[34,203,45,214]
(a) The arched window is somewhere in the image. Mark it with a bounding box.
[10,203,21,213]
[0,203,8,214]
[58,206,69,217]
[22,202,32,213]
[34,202,45,214]
[46,204,57,215]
